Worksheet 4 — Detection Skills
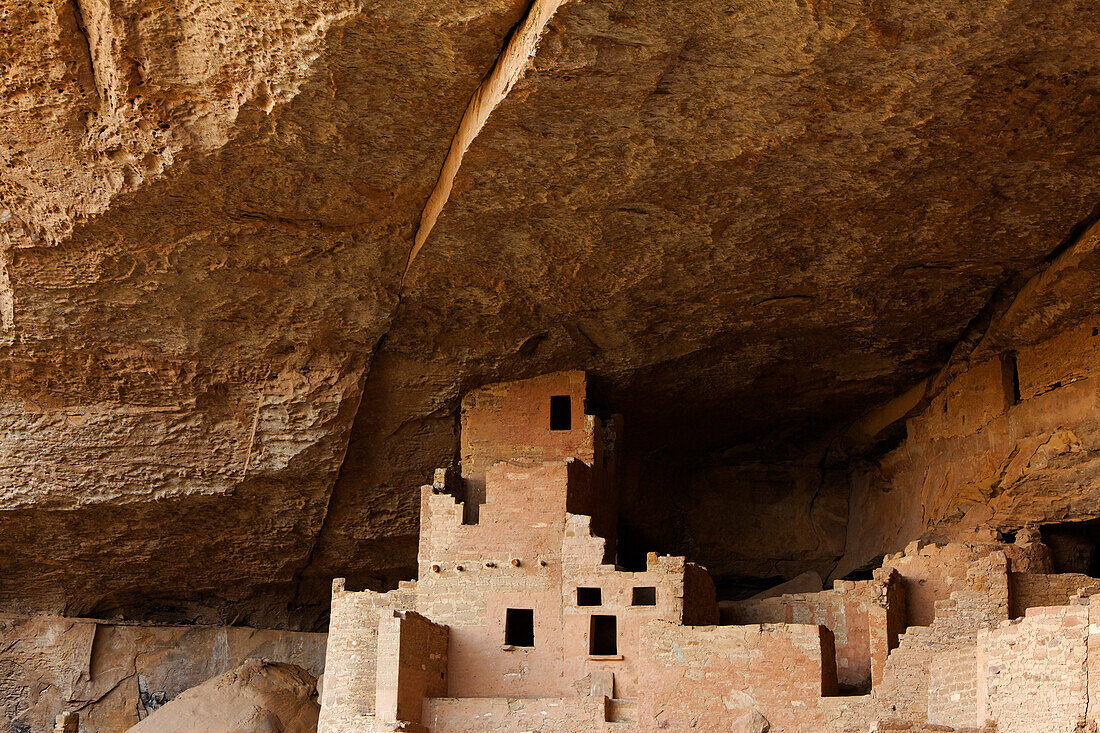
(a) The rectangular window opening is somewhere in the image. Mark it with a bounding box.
[590,615,617,656]
[577,587,602,606]
[632,586,657,606]
[550,395,572,431]
[505,608,534,647]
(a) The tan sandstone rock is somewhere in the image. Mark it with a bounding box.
[126,660,319,733]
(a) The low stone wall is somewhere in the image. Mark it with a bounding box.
[982,605,1089,733]
[1008,572,1100,618]
[0,614,325,733]
[375,611,448,729]
[720,575,897,691]
[319,582,415,733]
[637,621,836,731]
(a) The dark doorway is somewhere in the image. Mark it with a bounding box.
[505,608,534,647]
[1041,520,1100,576]
[590,614,617,655]
[550,395,572,430]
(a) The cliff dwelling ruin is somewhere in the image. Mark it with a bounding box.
[2,0,1100,731]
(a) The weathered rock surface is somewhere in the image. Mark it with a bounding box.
[127,660,319,733]
[0,614,325,732]
[0,0,532,625]
[838,220,1100,578]
[0,0,1098,622]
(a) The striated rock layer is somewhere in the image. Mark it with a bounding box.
[0,0,1098,625]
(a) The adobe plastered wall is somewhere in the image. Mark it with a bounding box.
[459,370,600,501]
[0,614,325,733]
[842,315,1100,578]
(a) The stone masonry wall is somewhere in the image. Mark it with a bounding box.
[375,611,448,731]
[927,645,984,728]
[416,462,571,698]
[721,576,892,691]
[1009,572,1100,618]
[982,604,1089,732]
[460,371,595,476]
[880,542,996,627]
[422,697,604,733]
[318,583,414,733]
[637,621,837,731]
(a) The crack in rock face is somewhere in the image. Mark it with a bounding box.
[0,0,1099,631]
[407,0,571,275]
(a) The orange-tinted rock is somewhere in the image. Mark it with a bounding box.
[2,0,1099,624]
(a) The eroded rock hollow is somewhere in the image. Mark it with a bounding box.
[2,0,1099,730]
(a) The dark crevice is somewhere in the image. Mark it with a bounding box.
[752,294,814,307]
[68,0,101,106]
[1041,519,1100,577]
[1044,201,1100,265]
[1002,351,1021,405]
[286,329,394,628]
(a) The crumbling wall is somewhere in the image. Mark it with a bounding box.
[374,611,447,730]
[418,461,574,581]
[681,561,720,626]
[319,583,414,733]
[721,576,894,691]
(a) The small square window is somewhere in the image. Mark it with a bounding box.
[590,615,617,656]
[549,395,572,431]
[577,587,602,606]
[505,608,534,647]
[632,587,657,606]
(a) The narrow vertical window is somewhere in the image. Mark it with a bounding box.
[549,395,572,430]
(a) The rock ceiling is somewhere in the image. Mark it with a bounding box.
[0,0,1097,626]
